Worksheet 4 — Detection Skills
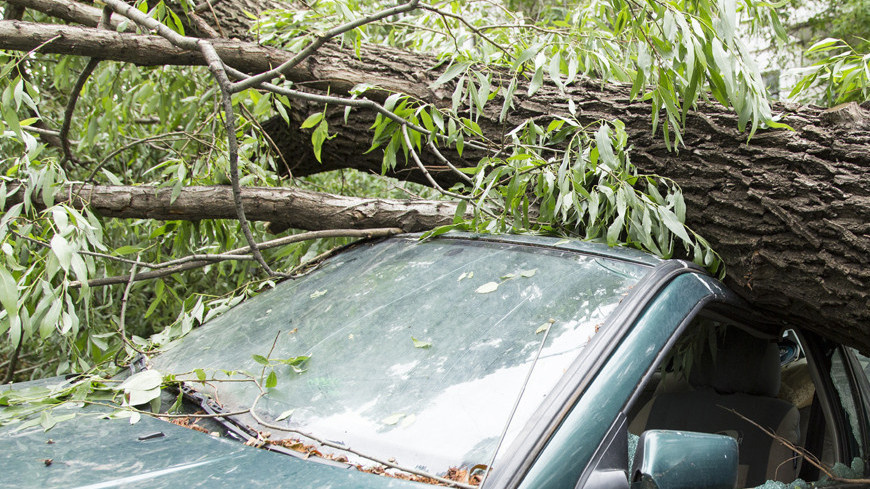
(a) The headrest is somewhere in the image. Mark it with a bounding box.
[689,327,781,397]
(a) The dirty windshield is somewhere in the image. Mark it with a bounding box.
[152,236,646,473]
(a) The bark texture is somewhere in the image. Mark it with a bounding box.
[3,184,458,232]
[257,47,870,352]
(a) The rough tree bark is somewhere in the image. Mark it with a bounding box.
[0,6,868,351]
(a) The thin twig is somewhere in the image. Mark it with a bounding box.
[238,104,293,181]
[259,331,281,385]
[200,0,225,37]
[231,0,421,93]
[401,124,468,200]
[420,3,513,60]
[58,58,98,166]
[479,321,552,488]
[157,409,250,418]
[21,125,75,142]
[118,254,145,354]
[428,140,473,184]
[224,64,488,153]
[69,228,403,288]
[721,406,870,484]
[102,0,197,50]
[2,335,23,384]
[83,400,251,418]
[188,11,220,38]
[58,5,114,167]
[86,132,188,182]
[200,40,277,277]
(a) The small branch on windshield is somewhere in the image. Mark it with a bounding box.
[83,400,251,418]
[117,255,146,355]
[68,228,403,288]
[248,391,477,489]
[259,331,281,386]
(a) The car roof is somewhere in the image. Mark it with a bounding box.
[402,232,664,267]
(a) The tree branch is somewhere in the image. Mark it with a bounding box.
[68,228,403,288]
[3,182,459,231]
[230,0,420,92]
[4,0,134,31]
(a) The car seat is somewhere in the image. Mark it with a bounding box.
[630,327,801,488]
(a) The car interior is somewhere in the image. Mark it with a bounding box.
[625,314,868,489]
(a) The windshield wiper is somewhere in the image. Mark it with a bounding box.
[174,385,351,467]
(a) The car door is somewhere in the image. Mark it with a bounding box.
[485,264,738,489]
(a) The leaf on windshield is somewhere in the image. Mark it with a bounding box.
[520,268,538,278]
[475,282,499,294]
[400,414,417,428]
[119,369,163,406]
[457,271,474,281]
[275,409,295,421]
[309,289,328,299]
[412,337,432,349]
[535,318,555,334]
[252,354,270,366]
[382,413,405,425]
[275,355,309,373]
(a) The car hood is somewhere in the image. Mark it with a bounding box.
[0,390,427,489]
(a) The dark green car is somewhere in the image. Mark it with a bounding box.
[3,233,870,489]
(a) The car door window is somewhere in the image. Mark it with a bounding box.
[831,348,870,462]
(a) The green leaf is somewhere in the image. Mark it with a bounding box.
[658,208,692,244]
[500,78,517,123]
[383,93,402,112]
[252,354,270,365]
[431,62,471,88]
[594,125,616,169]
[50,235,73,272]
[0,266,18,320]
[806,38,844,54]
[266,370,278,388]
[382,413,404,425]
[275,409,295,421]
[528,66,544,96]
[475,282,499,294]
[311,119,330,163]
[40,300,61,339]
[411,337,431,349]
[120,370,163,406]
[121,369,163,392]
[300,112,323,129]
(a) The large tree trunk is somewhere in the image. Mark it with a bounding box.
[0,14,867,351]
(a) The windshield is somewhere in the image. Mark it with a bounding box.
[152,236,647,473]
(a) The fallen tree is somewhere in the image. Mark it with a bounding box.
[0,0,868,360]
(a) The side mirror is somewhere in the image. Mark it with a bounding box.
[631,430,738,489]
